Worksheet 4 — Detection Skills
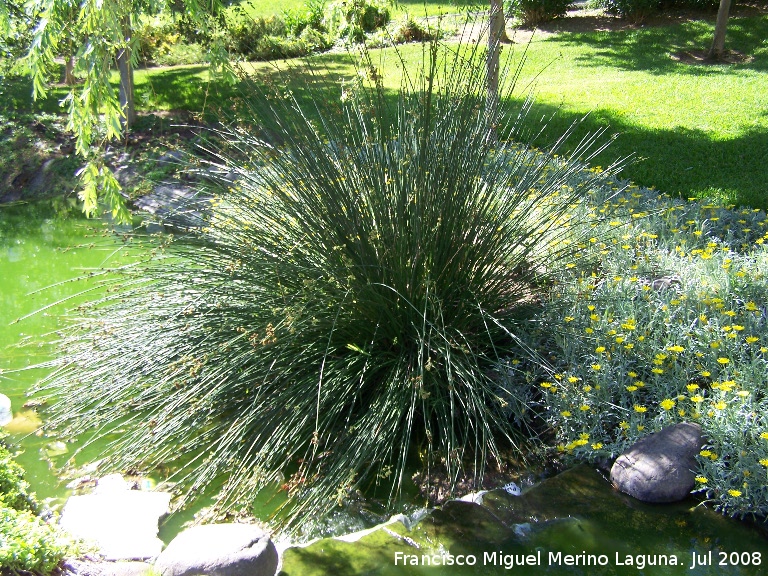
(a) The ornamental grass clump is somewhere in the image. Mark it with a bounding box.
[37,39,621,533]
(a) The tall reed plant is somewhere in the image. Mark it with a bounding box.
[37,36,621,533]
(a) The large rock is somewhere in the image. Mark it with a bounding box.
[610,422,703,503]
[59,475,171,561]
[154,523,278,576]
[0,393,11,426]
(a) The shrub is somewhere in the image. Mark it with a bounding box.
[1,434,74,574]
[506,0,572,27]
[598,0,660,23]
[0,507,73,575]
[37,37,620,533]
[525,181,768,521]
[224,14,288,57]
[324,0,391,42]
[283,0,328,36]
[135,18,182,66]
[0,437,37,514]
[392,16,436,43]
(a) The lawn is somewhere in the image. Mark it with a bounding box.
[239,0,479,19]
[5,8,767,210]
[132,10,768,209]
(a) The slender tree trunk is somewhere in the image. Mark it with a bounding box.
[64,54,76,85]
[487,0,507,143]
[708,0,732,60]
[117,16,135,130]
[489,0,510,44]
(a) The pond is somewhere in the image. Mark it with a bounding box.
[2,200,768,574]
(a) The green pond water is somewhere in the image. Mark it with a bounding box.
[2,201,768,574]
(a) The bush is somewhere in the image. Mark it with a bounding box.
[506,0,572,27]
[0,438,37,514]
[1,434,74,574]
[525,181,768,521]
[392,16,437,43]
[324,0,391,42]
[283,0,328,36]
[597,0,660,23]
[37,37,620,533]
[135,18,182,66]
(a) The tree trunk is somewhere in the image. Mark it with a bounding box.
[708,0,732,60]
[64,54,76,85]
[117,17,135,130]
[486,0,507,143]
[489,0,510,44]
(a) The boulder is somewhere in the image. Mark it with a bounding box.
[59,475,171,561]
[610,422,703,503]
[0,393,11,426]
[154,523,278,576]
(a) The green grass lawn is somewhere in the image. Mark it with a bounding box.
[7,10,767,209]
[239,0,479,19]
[510,15,768,209]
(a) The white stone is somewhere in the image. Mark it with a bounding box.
[60,481,171,561]
[0,393,12,426]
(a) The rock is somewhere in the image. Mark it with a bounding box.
[59,475,172,561]
[154,524,278,576]
[133,184,210,230]
[0,393,11,426]
[610,422,703,503]
[62,559,152,576]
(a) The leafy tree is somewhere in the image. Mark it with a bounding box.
[24,0,224,221]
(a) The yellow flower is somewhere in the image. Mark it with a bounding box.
[695,476,708,484]
[713,401,726,410]
[595,346,606,353]
[579,432,590,440]
[687,383,699,392]
[626,385,638,392]
[728,489,742,497]
[690,395,704,403]
[591,363,601,371]
[746,336,759,344]
[760,432,768,440]
[660,399,675,410]
[633,405,647,413]
[759,459,768,467]
[667,345,685,353]
[591,443,603,450]
[652,368,664,374]
[619,421,630,430]
[567,376,579,383]
[627,371,638,378]
[561,410,572,418]
[700,450,712,458]
[701,371,711,377]
[565,316,575,322]
[580,405,591,412]
[717,357,730,365]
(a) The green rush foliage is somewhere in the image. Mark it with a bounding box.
[36,37,623,533]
